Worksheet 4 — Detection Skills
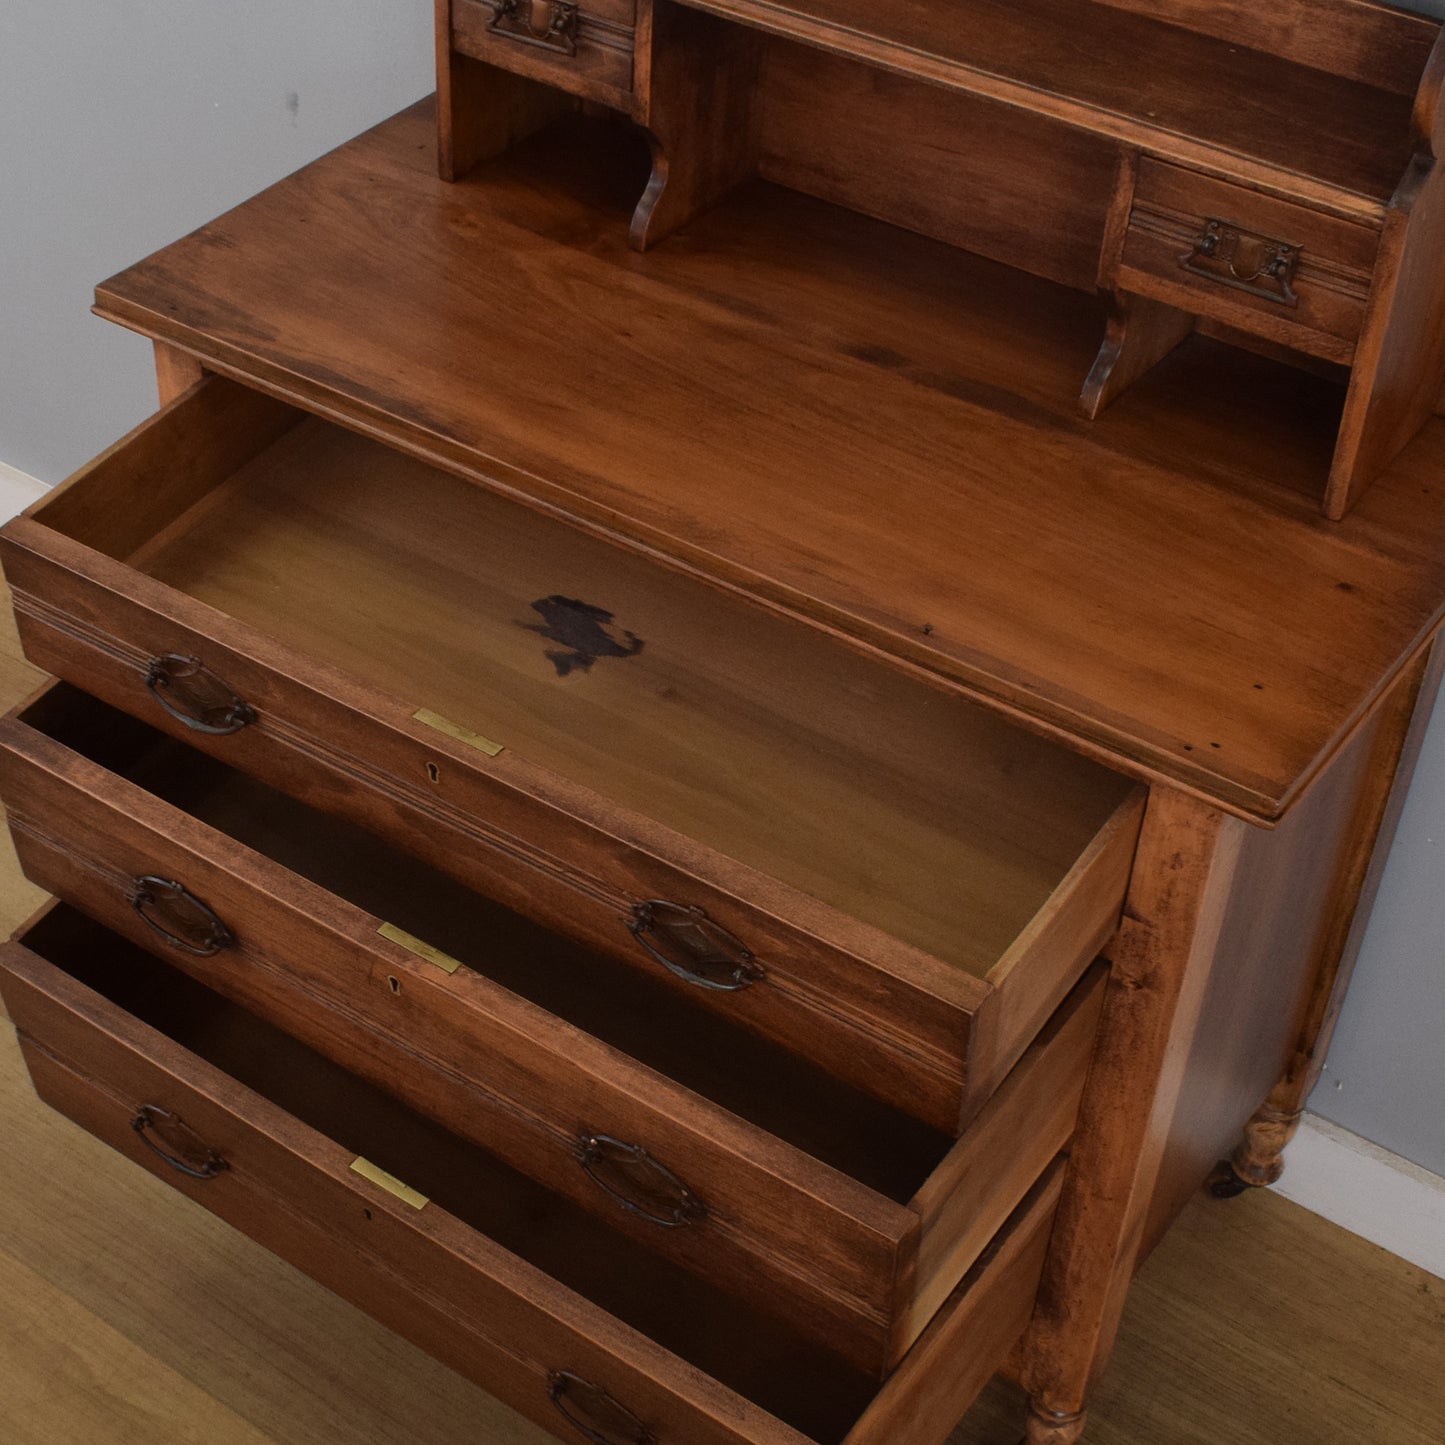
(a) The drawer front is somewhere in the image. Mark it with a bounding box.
[7,536,1103,1138]
[0,701,922,1375]
[1,911,1062,1445]
[2,377,1143,1135]
[3,553,972,1131]
[452,0,636,107]
[1118,159,1381,362]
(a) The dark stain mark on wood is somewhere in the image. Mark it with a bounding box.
[525,595,645,677]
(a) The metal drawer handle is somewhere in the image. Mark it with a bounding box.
[626,901,763,992]
[146,654,257,735]
[578,1134,706,1229]
[131,1105,229,1180]
[131,876,235,957]
[490,0,580,55]
[548,1371,656,1445]
[1179,219,1300,307]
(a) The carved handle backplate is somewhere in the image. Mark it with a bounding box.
[489,0,580,55]
[1180,219,1301,306]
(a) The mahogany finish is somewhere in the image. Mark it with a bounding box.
[4,4,1443,1442]
[2,376,1140,1133]
[91,107,1445,818]
[0,681,1106,1374]
[0,905,1064,1445]
[437,0,1445,509]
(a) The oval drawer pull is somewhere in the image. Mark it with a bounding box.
[146,654,257,735]
[626,901,763,992]
[131,876,235,957]
[548,1371,656,1445]
[578,1134,706,1229]
[131,1105,229,1180]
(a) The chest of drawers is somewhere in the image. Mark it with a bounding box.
[6,4,1445,1443]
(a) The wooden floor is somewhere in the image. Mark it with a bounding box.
[0,602,1440,1445]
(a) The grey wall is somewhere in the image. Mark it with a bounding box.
[1311,692,1445,1174]
[1,3,1442,1174]
[0,1,433,483]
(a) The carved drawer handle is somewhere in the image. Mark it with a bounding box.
[548,1371,656,1445]
[490,0,580,55]
[578,1134,706,1229]
[131,1105,229,1180]
[131,875,235,957]
[146,654,257,735]
[626,901,763,992]
[1179,219,1300,307]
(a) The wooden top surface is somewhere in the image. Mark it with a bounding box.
[94,104,1445,821]
[675,0,1423,214]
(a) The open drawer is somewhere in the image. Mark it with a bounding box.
[0,375,1143,1135]
[1,902,1063,1445]
[0,681,1103,1374]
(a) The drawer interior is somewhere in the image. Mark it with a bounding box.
[15,902,882,1443]
[27,684,951,1201]
[36,379,1135,981]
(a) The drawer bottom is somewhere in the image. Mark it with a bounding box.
[3,904,1061,1445]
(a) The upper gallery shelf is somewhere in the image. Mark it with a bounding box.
[669,0,1434,218]
[441,0,1445,518]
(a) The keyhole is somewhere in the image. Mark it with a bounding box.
[388,976,401,995]
[426,761,440,785]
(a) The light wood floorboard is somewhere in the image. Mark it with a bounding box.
[0,584,1438,1444]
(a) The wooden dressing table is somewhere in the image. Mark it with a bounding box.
[3,2,1443,1441]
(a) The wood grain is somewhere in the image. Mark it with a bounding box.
[631,3,762,248]
[0,586,1437,1439]
[452,0,637,112]
[0,915,1058,1444]
[1330,154,1445,515]
[0,698,924,1377]
[1018,789,1248,1421]
[89,104,1445,819]
[665,0,1420,213]
[1086,0,1438,93]
[3,375,1145,1131]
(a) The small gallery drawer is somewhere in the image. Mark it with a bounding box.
[451,0,636,108]
[0,376,1143,1137]
[1,903,1063,1445]
[1118,158,1381,364]
[0,681,1106,1373]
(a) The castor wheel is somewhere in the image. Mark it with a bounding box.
[1207,1159,1253,1199]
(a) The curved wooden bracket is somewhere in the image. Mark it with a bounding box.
[629,4,760,251]
[1081,294,1195,419]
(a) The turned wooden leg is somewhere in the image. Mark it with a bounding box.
[1208,1089,1304,1197]
[1210,643,1444,1202]
[1023,1401,1087,1444]
[1016,793,1247,1438]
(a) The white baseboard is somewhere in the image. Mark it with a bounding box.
[0,463,48,523]
[1275,1114,1445,1278]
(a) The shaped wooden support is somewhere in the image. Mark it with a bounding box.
[1088,28,1445,518]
